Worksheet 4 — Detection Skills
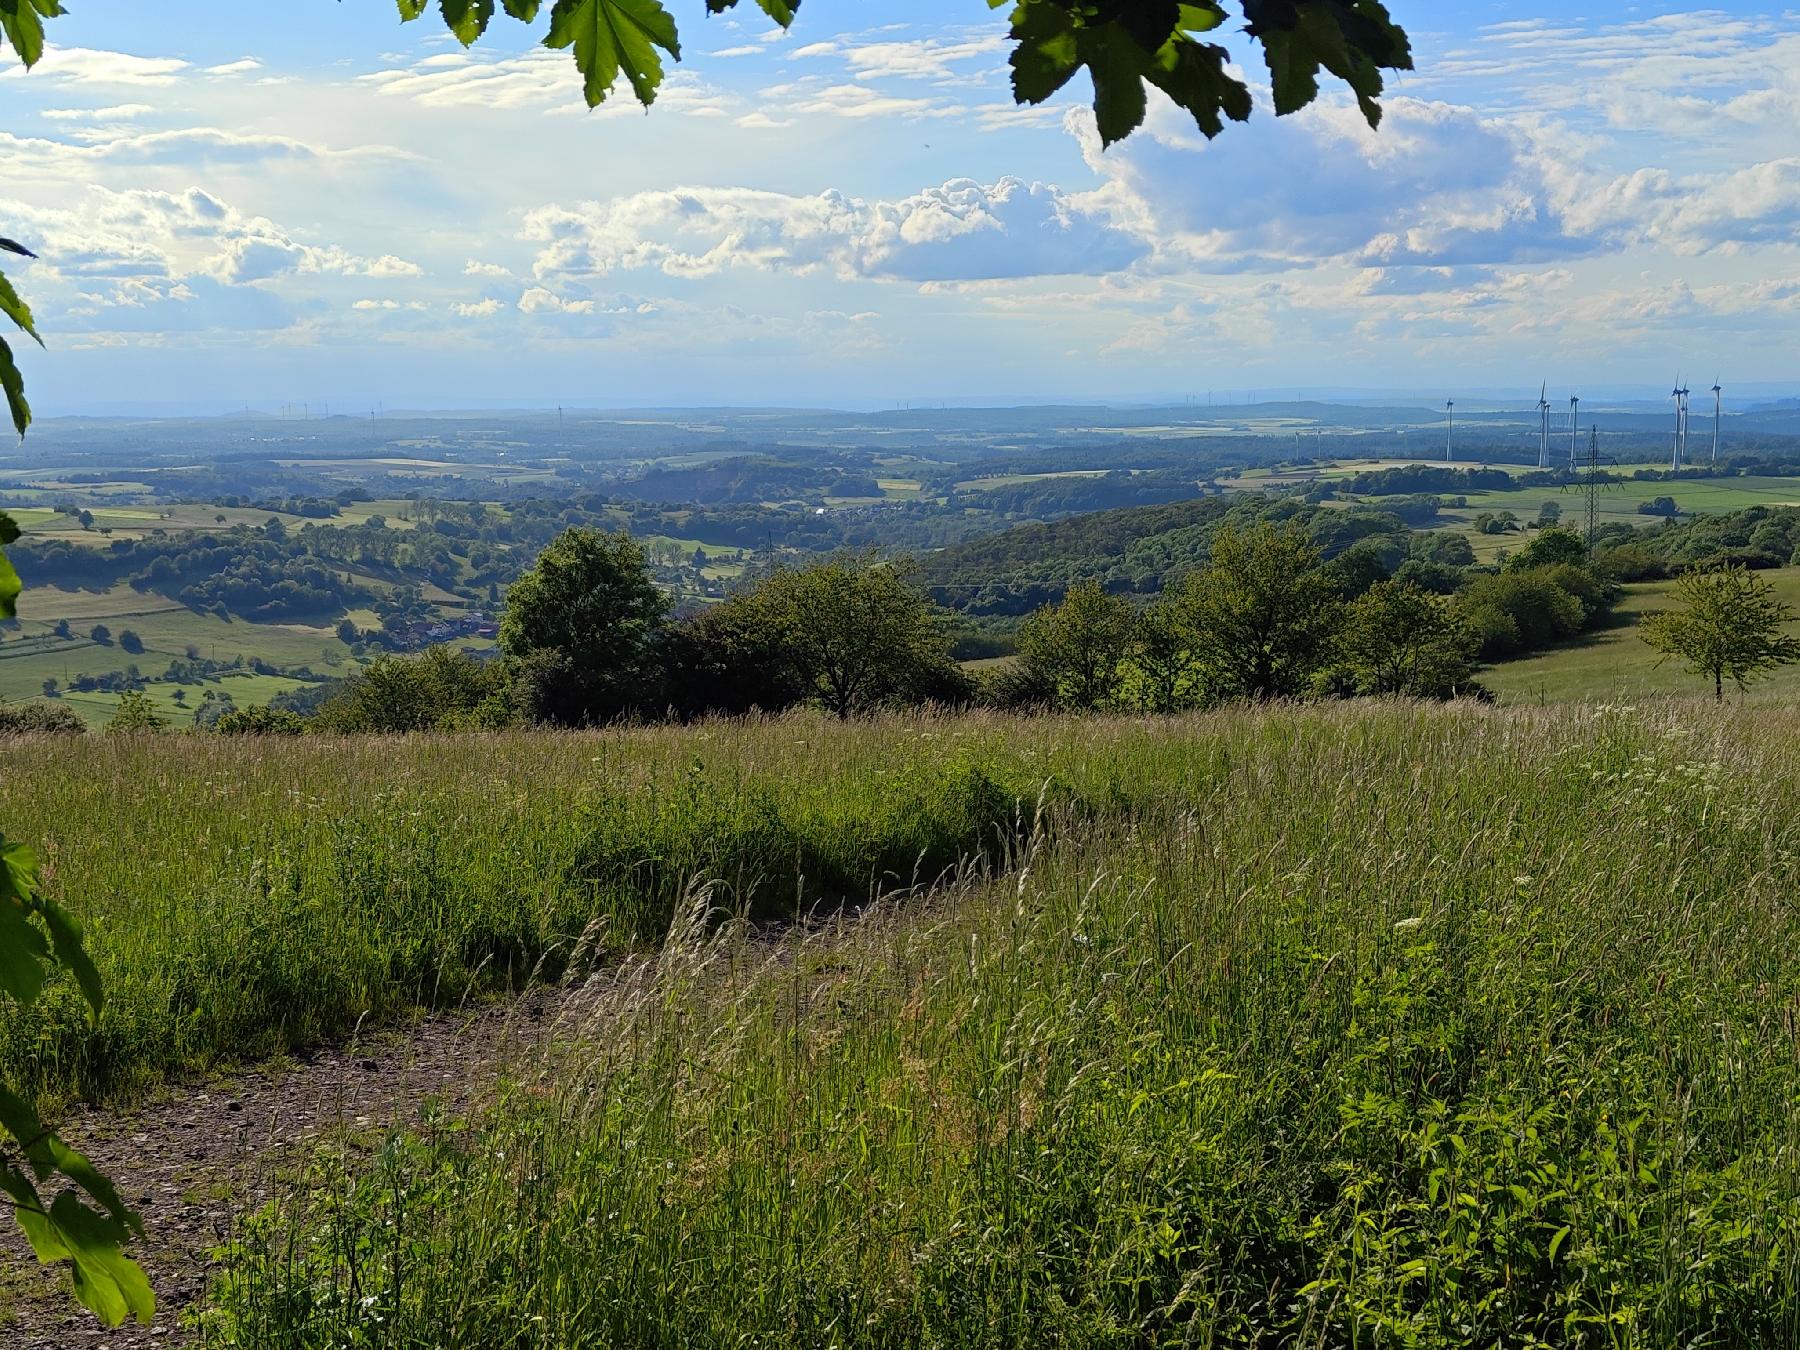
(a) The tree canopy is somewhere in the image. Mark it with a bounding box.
[1640,565,1800,701]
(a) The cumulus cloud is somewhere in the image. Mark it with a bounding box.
[7,186,423,295]
[1072,96,1599,273]
[523,176,1145,284]
[518,287,596,315]
[453,298,503,317]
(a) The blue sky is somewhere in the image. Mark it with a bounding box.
[1,3,1795,411]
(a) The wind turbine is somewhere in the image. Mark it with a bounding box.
[1537,382,1551,469]
[1568,395,1580,464]
[1671,375,1683,470]
[1711,378,1722,463]
[1444,399,1456,463]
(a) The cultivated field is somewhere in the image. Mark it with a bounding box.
[11,704,1800,1342]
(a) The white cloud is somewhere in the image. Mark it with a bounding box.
[464,259,514,278]
[353,299,400,310]
[453,298,503,317]
[518,287,597,315]
[6,185,423,293]
[1,47,190,86]
[1073,97,1599,273]
[524,176,1145,283]
[205,59,263,77]
[40,103,154,121]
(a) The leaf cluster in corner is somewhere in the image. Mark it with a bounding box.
[1000,0,1410,146]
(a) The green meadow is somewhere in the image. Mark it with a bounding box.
[1484,568,1800,705]
[15,702,1763,1347]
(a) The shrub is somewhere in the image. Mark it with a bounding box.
[214,705,307,736]
[0,700,86,735]
[315,647,513,733]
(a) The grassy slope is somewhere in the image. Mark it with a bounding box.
[197,703,1800,1346]
[0,718,1131,1104]
[1484,567,1800,704]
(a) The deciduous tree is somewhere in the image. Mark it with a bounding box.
[1175,523,1338,701]
[500,527,668,723]
[1018,581,1135,711]
[1640,565,1800,701]
[740,555,962,718]
[1338,579,1477,699]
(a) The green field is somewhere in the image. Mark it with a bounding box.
[0,584,352,705]
[0,584,355,722]
[1484,568,1800,704]
[13,706,1799,1342]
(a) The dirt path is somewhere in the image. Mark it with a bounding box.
[5,990,566,1348]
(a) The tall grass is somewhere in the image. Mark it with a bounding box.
[199,701,1800,1346]
[1,714,1160,1104]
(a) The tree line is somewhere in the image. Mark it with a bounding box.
[261,520,1619,732]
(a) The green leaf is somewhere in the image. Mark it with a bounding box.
[0,270,43,346]
[705,0,799,25]
[40,898,104,1019]
[0,510,19,546]
[0,238,37,259]
[1178,4,1225,32]
[395,0,430,19]
[0,895,50,1006]
[0,1080,53,1171]
[1085,25,1150,147]
[1008,0,1081,106]
[440,0,494,44]
[0,547,19,621]
[545,0,681,108]
[1145,36,1252,139]
[502,0,542,18]
[49,1191,155,1327]
[47,1134,142,1234]
[0,333,31,439]
[1244,0,1413,127]
[1548,1224,1571,1263]
[0,0,58,68]
[0,836,39,906]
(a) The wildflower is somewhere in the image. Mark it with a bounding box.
[1393,916,1425,932]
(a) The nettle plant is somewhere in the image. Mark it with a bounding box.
[0,0,1409,1325]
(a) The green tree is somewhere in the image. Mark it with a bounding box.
[742,555,963,718]
[1126,597,1201,714]
[1640,565,1800,701]
[1504,526,1586,572]
[1338,579,1477,699]
[500,528,668,724]
[316,646,513,732]
[1018,581,1135,711]
[106,690,165,734]
[1176,524,1339,701]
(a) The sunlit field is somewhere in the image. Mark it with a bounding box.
[10,704,1800,1342]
